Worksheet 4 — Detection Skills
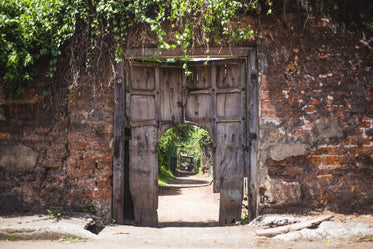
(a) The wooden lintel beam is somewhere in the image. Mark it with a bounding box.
[124,47,255,59]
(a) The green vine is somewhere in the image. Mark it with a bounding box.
[0,0,77,99]
[1,0,263,98]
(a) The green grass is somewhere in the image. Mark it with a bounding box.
[158,166,175,185]
[59,236,86,243]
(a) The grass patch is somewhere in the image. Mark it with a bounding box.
[6,236,15,241]
[235,211,249,226]
[47,209,65,220]
[59,236,86,243]
[158,166,175,185]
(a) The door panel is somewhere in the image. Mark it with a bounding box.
[215,122,244,224]
[216,93,241,118]
[130,66,155,90]
[185,94,212,119]
[159,67,183,123]
[216,64,241,88]
[129,126,158,227]
[130,95,156,121]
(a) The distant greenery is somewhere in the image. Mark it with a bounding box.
[157,124,212,183]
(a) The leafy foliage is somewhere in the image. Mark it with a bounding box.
[47,209,65,219]
[0,0,77,98]
[1,0,259,98]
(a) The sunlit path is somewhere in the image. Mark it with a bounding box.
[158,171,220,227]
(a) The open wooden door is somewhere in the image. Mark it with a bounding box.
[119,55,253,227]
[185,61,247,225]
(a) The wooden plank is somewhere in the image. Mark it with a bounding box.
[247,51,258,221]
[216,122,244,225]
[124,47,256,59]
[159,67,183,124]
[216,63,241,88]
[190,65,211,89]
[130,66,155,90]
[216,93,241,119]
[211,65,219,193]
[129,126,159,227]
[113,62,125,224]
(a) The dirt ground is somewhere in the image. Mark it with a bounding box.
[1,172,372,249]
[158,171,220,227]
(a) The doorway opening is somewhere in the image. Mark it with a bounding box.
[157,124,219,227]
[113,47,258,226]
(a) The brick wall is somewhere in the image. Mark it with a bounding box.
[257,12,373,214]
[0,57,114,221]
[65,72,114,221]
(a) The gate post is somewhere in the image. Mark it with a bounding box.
[113,61,125,224]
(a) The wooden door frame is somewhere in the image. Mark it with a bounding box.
[113,47,259,225]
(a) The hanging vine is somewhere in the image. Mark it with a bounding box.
[0,0,269,98]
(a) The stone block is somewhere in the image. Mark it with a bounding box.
[0,144,39,172]
[261,177,301,208]
[270,143,309,161]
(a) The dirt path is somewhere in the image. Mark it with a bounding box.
[1,172,373,248]
[158,171,220,227]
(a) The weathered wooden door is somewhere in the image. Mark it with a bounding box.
[185,61,247,225]
[125,59,248,226]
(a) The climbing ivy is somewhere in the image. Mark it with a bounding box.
[1,0,259,98]
[0,0,77,98]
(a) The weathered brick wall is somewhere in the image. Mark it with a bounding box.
[0,57,114,221]
[66,71,114,221]
[257,12,373,214]
[0,80,71,213]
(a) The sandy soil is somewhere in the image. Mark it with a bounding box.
[158,171,220,227]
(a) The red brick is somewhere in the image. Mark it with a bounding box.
[97,180,111,189]
[322,156,342,166]
[87,189,112,199]
[66,159,77,168]
[47,160,63,168]
[350,147,372,155]
[0,133,11,139]
[260,99,273,110]
[344,137,357,146]
[67,168,91,178]
[69,141,92,151]
[304,106,317,113]
[320,147,346,155]
[308,156,321,165]
[96,160,112,170]
[261,110,277,119]
[359,138,372,146]
[96,170,113,180]
[76,160,96,170]
[69,150,85,160]
[360,121,371,128]
[68,133,86,142]
[321,194,334,203]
